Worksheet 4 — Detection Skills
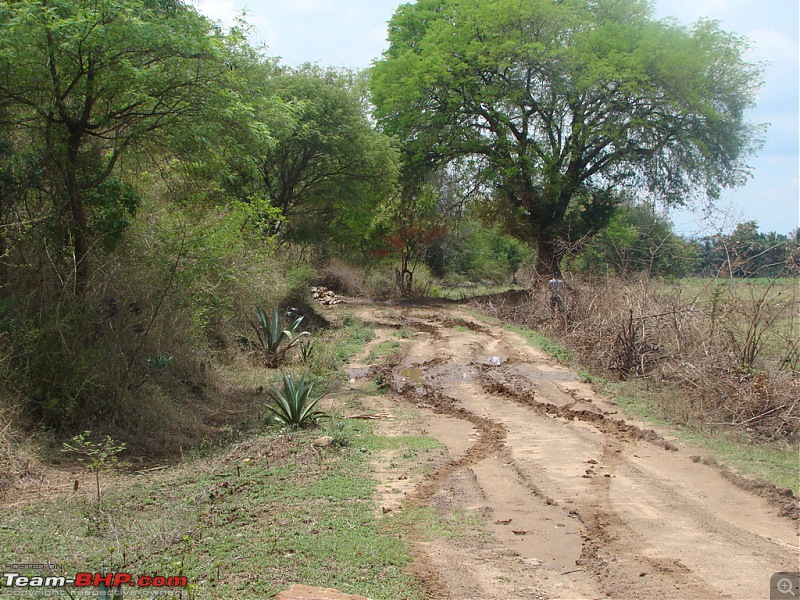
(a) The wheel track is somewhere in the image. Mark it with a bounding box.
[354,304,799,599]
[391,313,712,597]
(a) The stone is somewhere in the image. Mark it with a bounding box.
[312,436,334,448]
[274,585,371,600]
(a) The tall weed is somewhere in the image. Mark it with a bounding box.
[473,276,799,441]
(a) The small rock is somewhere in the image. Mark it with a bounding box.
[313,436,334,448]
[587,459,598,465]
[524,558,542,568]
[274,584,371,600]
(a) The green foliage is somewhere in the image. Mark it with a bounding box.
[264,373,327,428]
[248,65,399,254]
[371,0,765,277]
[62,431,126,506]
[428,220,532,284]
[504,324,573,363]
[366,341,402,365]
[85,178,140,250]
[248,306,309,365]
[0,0,232,291]
[305,316,375,381]
[566,202,697,278]
[2,426,426,599]
[298,339,315,364]
[369,179,448,297]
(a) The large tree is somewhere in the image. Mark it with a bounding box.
[253,66,398,251]
[371,0,765,278]
[0,0,227,294]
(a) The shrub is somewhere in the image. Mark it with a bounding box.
[318,260,365,296]
[264,373,327,428]
[471,276,799,441]
[247,306,309,367]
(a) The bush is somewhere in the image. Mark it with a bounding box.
[0,196,293,454]
[247,306,309,367]
[264,373,327,428]
[318,260,366,296]
[472,276,800,441]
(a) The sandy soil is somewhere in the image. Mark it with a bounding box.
[347,300,799,600]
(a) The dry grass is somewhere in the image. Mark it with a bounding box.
[318,259,368,296]
[472,277,799,442]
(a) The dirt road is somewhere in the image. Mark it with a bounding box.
[347,302,799,600]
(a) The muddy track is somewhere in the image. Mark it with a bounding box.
[350,302,799,600]
[400,386,507,506]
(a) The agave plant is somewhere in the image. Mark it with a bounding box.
[265,373,328,428]
[248,306,309,364]
[298,338,314,364]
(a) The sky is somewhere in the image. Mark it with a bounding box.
[191,0,800,236]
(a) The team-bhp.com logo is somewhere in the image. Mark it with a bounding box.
[2,572,188,590]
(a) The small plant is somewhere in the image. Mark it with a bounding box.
[248,306,309,366]
[147,354,174,369]
[62,431,126,507]
[265,373,328,428]
[298,339,314,364]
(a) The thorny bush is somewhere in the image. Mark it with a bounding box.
[472,277,799,441]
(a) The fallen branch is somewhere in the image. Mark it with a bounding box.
[345,413,393,420]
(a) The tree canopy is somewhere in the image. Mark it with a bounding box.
[257,66,398,251]
[371,0,765,278]
[0,0,229,293]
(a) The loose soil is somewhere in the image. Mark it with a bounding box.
[347,300,799,600]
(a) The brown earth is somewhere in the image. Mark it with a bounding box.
[345,300,799,600]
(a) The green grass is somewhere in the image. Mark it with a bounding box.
[385,505,490,544]
[1,314,431,599]
[503,323,572,362]
[366,340,403,364]
[675,430,799,495]
[306,315,375,384]
[464,309,502,325]
[392,327,414,339]
[1,426,425,600]
[611,390,670,427]
[435,284,522,300]
[369,435,443,452]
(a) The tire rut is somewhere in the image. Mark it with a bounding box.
[394,385,507,506]
[353,303,799,599]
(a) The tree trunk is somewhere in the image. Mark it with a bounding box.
[535,237,562,281]
[65,149,90,295]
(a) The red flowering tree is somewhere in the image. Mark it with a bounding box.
[371,186,447,297]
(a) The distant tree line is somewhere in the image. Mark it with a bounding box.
[693,222,799,279]
[564,204,799,279]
